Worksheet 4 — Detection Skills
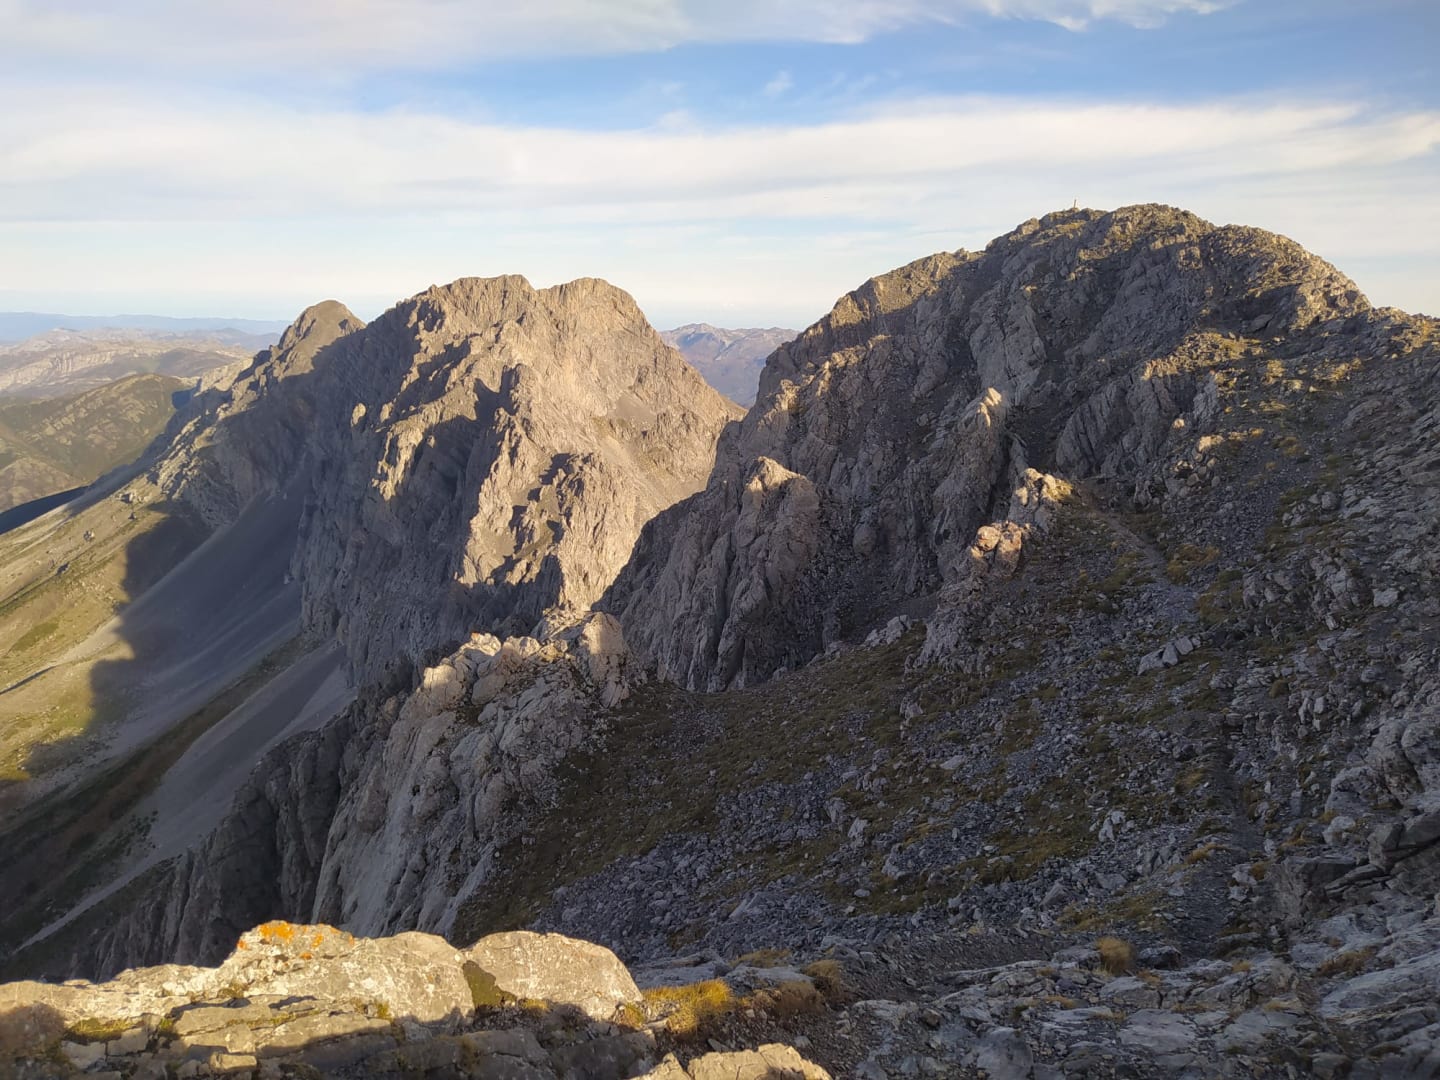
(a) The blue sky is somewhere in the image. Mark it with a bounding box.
[1,0,1436,329]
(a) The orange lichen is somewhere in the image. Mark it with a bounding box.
[258,921,297,943]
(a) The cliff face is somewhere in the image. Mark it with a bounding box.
[17,205,1440,1079]
[604,206,1368,690]
[150,277,740,686]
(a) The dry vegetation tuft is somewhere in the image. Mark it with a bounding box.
[1097,936,1136,976]
[642,980,736,1037]
[800,959,850,1004]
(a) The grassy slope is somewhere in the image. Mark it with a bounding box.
[0,373,185,512]
[0,488,209,785]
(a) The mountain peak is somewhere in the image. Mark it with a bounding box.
[280,299,363,349]
[611,204,1379,690]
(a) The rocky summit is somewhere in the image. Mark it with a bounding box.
[2,204,1439,1079]
[150,276,741,686]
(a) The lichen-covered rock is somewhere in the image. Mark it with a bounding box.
[463,931,641,1021]
[220,922,472,1023]
[0,923,826,1080]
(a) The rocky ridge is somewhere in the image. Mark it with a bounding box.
[10,206,1440,1077]
[606,205,1370,691]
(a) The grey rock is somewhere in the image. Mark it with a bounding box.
[1322,947,1440,1022]
[1099,976,1161,1010]
[463,930,642,1021]
[971,1026,1033,1079]
[1118,1009,1198,1054]
[607,205,1366,690]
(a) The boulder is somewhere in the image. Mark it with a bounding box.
[1271,855,1356,923]
[1321,948,1440,1024]
[971,1026,1034,1079]
[685,1044,832,1080]
[463,931,642,1021]
[218,923,472,1023]
[1118,1010,1198,1055]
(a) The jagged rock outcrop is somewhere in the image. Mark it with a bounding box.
[308,614,635,940]
[605,205,1368,689]
[0,921,829,1079]
[150,277,740,685]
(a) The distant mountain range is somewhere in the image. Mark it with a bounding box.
[0,312,287,343]
[661,323,795,405]
[0,325,263,514]
[0,328,260,399]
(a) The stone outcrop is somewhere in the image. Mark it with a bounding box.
[463,930,642,1020]
[0,922,828,1079]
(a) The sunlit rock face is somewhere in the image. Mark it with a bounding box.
[148,276,741,686]
[605,204,1368,690]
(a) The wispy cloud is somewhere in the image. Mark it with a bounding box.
[2,85,1435,322]
[0,0,1232,74]
[764,71,795,98]
[2,91,1432,225]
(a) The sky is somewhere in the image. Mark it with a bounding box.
[1,0,1437,330]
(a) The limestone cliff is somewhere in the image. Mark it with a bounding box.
[149,277,740,686]
[604,205,1368,689]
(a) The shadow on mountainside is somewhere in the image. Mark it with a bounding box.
[0,307,586,975]
[0,333,355,967]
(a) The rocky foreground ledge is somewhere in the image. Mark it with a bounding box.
[7,910,1440,1077]
[0,923,828,1079]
